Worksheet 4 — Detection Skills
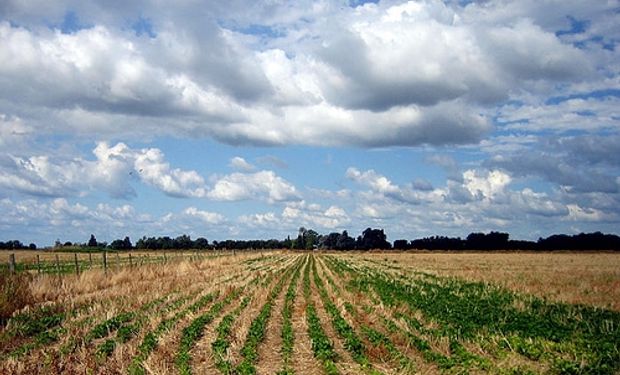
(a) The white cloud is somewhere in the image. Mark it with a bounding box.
[0,114,32,149]
[346,167,399,194]
[0,142,207,199]
[0,0,619,243]
[133,147,207,198]
[229,156,255,172]
[566,204,614,222]
[207,170,299,203]
[282,201,350,229]
[463,169,511,200]
[183,207,225,224]
[0,0,597,148]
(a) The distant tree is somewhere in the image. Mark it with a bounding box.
[194,237,209,249]
[88,234,98,248]
[295,227,307,250]
[64,241,73,247]
[466,231,509,250]
[0,240,26,250]
[393,239,410,250]
[282,235,293,249]
[174,235,192,249]
[320,232,341,249]
[28,243,37,250]
[123,236,132,249]
[304,229,320,250]
[357,228,391,250]
[335,231,356,250]
[108,237,131,250]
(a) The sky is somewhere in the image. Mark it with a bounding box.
[0,0,619,246]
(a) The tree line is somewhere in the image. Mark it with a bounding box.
[3,229,620,252]
[0,240,37,250]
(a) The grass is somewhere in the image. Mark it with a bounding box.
[331,254,620,375]
[0,251,618,374]
[235,259,300,374]
[278,256,303,374]
[212,295,252,374]
[176,288,241,375]
[303,257,339,375]
[311,257,382,374]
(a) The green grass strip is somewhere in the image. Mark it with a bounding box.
[234,260,300,375]
[128,291,219,375]
[311,257,382,375]
[177,288,242,375]
[212,295,252,374]
[278,258,303,375]
[304,257,339,375]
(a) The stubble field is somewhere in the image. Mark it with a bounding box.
[1,251,619,374]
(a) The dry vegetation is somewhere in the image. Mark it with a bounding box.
[1,250,618,374]
[355,252,620,311]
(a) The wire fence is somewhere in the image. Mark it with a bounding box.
[1,249,239,276]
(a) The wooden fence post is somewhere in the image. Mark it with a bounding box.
[129,253,133,268]
[55,254,61,275]
[37,254,41,274]
[74,253,79,275]
[89,252,93,269]
[8,253,16,274]
[103,251,107,274]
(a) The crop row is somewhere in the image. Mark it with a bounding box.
[0,252,292,374]
[326,254,620,375]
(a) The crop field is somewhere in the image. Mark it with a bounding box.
[1,251,619,374]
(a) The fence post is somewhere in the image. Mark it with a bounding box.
[9,253,16,274]
[55,254,61,275]
[89,252,93,269]
[103,251,107,274]
[129,253,133,268]
[74,253,79,275]
[37,254,41,274]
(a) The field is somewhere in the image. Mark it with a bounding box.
[1,251,619,374]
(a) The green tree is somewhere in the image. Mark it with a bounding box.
[88,234,98,247]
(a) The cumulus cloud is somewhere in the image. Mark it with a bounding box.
[463,169,511,200]
[282,201,350,229]
[0,0,601,148]
[207,170,299,203]
[0,0,619,242]
[487,135,620,194]
[0,142,207,198]
[238,201,350,232]
[346,167,399,195]
[132,147,207,198]
[229,156,255,172]
[183,207,225,225]
[341,164,618,240]
[0,197,233,244]
[0,114,32,149]
[0,141,306,204]
[497,96,620,133]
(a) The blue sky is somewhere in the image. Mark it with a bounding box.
[0,0,619,246]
